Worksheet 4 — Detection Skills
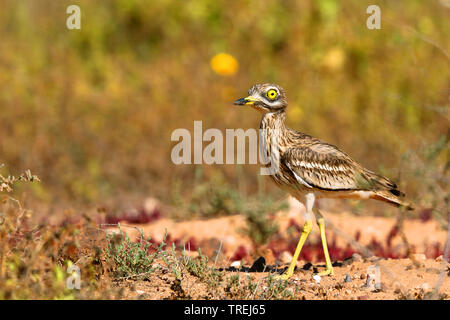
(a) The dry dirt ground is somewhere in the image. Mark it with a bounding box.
[101,199,449,300]
[116,256,448,300]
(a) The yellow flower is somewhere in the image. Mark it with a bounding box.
[210,53,239,76]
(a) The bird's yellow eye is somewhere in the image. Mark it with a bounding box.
[266,89,278,100]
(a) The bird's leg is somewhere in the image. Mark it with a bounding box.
[313,209,334,276]
[275,194,314,281]
[275,219,312,280]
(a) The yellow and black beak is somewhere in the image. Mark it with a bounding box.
[233,95,260,106]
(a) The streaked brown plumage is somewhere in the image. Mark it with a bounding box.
[236,83,413,209]
[234,83,413,278]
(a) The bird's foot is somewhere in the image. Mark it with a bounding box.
[273,272,293,281]
[314,267,334,277]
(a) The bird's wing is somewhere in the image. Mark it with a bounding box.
[282,141,398,192]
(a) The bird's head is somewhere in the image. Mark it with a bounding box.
[233,83,287,113]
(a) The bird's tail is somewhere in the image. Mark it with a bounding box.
[370,190,414,210]
[360,169,414,210]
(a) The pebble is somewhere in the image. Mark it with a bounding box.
[366,256,381,263]
[411,253,426,261]
[302,262,313,270]
[249,256,266,272]
[334,283,344,290]
[352,253,363,262]
[230,260,241,268]
[280,251,293,264]
[312,275,321,284]
[344,274,353,282]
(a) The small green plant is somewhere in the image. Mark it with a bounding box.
[180,248,224,289]
[224,274,245,298]
[188,182,244,218]
[105,225,167,279]
[263,274,294,299]
[223,273,294,300]
[241,197,288,247]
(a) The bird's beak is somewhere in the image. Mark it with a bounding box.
[233,95,259,106]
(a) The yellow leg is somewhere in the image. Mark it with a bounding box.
[315,214,334,276]
[275,220,312,280]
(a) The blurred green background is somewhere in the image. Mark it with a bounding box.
[0,0,448,218]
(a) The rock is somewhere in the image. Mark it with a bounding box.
[343,254,359,266]
[358,295,369,300]
[334,282,344,290]
[342,257,353,266]
[366,256,382,263]
[435,255,443,262]
[302,262,313,270]
[249,256,266,272]
[344,274,353,282]
[312,275,321,284]
[280,251,293,264]
[411,253,426,261]
[230,260,241,268]
[352,253,363,262]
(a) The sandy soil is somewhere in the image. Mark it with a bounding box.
[116,256,449,300]
[102,199,449,300]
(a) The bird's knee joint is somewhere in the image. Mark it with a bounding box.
[317,217,325,227]
[302,221,313,233]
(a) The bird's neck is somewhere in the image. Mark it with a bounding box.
[260,110,287,132]
[259,110,288,161]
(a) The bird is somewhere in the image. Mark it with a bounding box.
[233,83,413,280]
